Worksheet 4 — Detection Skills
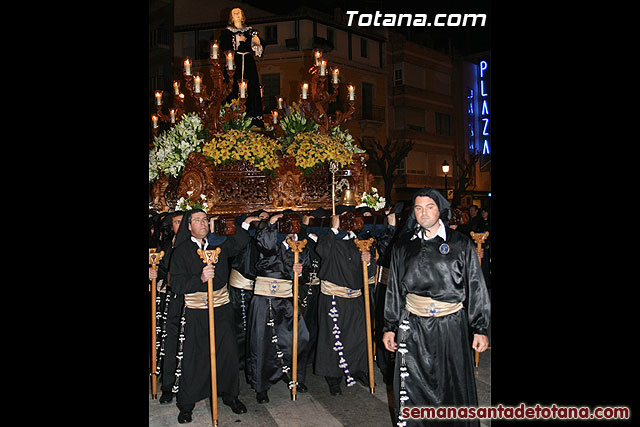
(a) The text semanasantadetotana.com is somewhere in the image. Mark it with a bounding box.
[400,403,630,421]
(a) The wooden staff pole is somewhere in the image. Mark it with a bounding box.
[329,161,338,216]
[286,237,307,401]
[198,247,222,427]
[373,250,380,362]
[149,249,164,399]
[469,231,489,368]
[353,237,375,394]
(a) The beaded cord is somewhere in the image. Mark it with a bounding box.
[240,289,247,333]
[155,294,162,357]
[155,292,172,375]
[396,319,411,427]
[266,298,291,378]
[329,296,355,387]
[171,305,187,394]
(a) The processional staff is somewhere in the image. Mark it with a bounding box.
[329,161,339,215]
[470,231,489,264]
[286,237,307,401]
[469,231,489,368]
[197,247,222,427]
[373,249,379,361]
[149,249,165,400]
[353,237,376,394]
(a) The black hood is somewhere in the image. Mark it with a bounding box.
[173,208,206,249]
[400,187,451,238]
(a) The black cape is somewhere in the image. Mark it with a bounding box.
[297,224,322,365]
[372,224,399,378]
[245,222,311,392]
[313,232,376,381]
[227,218,262,372]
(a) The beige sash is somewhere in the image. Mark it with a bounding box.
[254,276,293,298]
[320,280,362,298]
[184,285,230,309]
[229,268,255,290]
[405,294,463,317]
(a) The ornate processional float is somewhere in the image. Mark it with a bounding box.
[149,45,377,220]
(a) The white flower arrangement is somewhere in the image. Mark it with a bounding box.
[358,187,386,211]
[176,190,209,212]
[149,113,205,182]
[329,126,366,154]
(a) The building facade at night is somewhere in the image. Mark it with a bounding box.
[384,30,455,202]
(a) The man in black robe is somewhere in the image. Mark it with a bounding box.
[227,210,269,374]
[382,188,490,427]
[169,208,259,423]
[311,212,377,396]
[246,212,311,404]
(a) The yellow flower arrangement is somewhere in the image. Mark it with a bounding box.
[202,129,281,173]
[284,131,355,173]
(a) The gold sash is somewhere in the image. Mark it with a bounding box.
[405,294,463,317]
[320,280,362,298]
[229,268,255,290]
[184,285,230,309]
[254,276,293,298]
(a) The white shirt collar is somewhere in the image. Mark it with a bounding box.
[343,231,357,240]
[330,228,357,240]
[191,235,209,250]
[412,219,447,241]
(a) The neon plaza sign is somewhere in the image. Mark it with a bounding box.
[466,59,490,168]
[479,59,490,162]
[479,60,490,156]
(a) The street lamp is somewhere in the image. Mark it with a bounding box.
[442,160,450,199]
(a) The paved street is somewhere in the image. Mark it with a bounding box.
[149,344,491,426]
